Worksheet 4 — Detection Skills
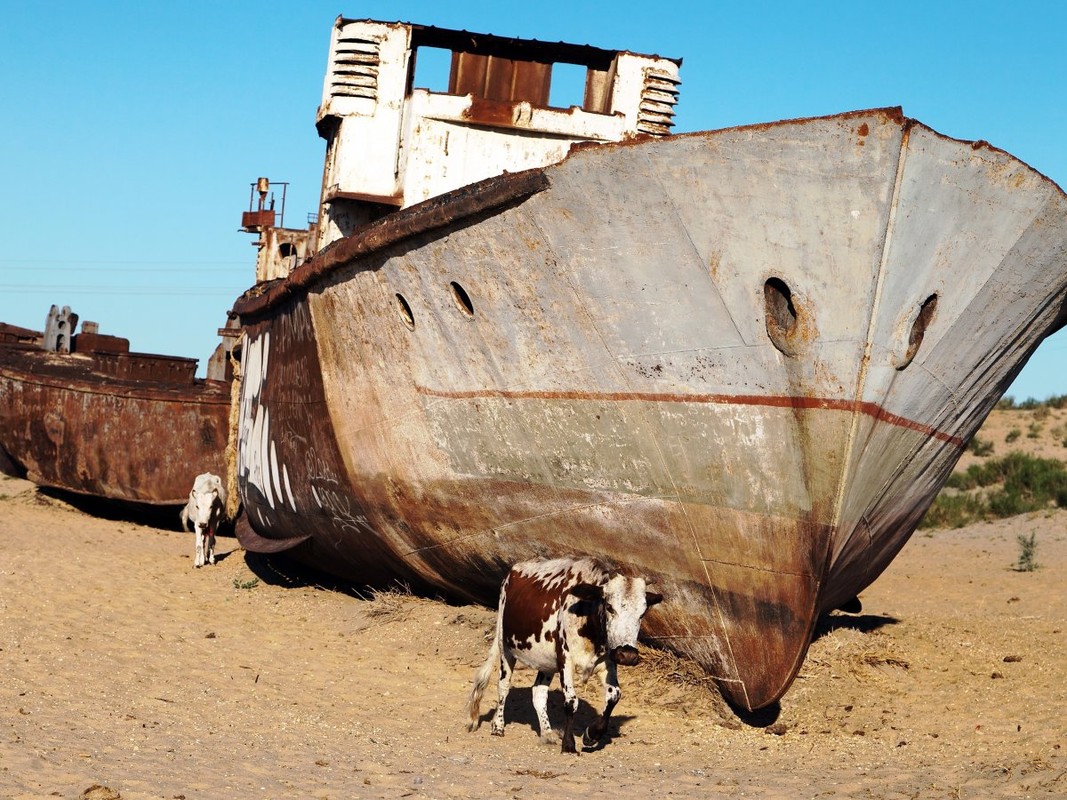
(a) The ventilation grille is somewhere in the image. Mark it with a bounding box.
[637,69,680,136]
[329,36,381,101]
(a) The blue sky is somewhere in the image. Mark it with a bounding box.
[2,1,1064,400]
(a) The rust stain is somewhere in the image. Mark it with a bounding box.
[234,169,550,320]
[462,96,522,127]
[413,384,965,446]
[0,340,230,505]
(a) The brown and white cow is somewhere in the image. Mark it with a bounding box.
[466,557,663,753]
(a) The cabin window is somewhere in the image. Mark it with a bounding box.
[278,242,299,271]
[412,46,452,93]
[396,293,416,330]
[450,281,475,316]
[549,62,587,109]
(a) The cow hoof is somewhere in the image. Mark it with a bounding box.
[490,727,505,738]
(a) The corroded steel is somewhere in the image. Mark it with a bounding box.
[232,108,1067,711]
[0,337,230,505]
[233,169,550,318]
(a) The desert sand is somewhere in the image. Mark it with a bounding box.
[1,409,1064,799]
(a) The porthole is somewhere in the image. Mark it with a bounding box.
[763,276,817,358]
[450,281,475,317]
[764,277,797,337]
[396,293,415,330]
[896,293,938,370]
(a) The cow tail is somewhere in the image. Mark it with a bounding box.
[466,632,500,732]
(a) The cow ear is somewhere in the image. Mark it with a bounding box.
[645,591,664,608]
[569,583,604,603]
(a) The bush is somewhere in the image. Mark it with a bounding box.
[968,436,994,456]
[1015,532,1039,572]
[921,453,1067,529]
[921,493,988,529]
[1005,428,1021,443]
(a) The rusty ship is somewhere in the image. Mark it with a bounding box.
[230,17,1067,711]
[0,307,234,507]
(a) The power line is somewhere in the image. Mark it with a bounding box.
[0,286,247,296]
[0,259,252,266]
[0,266,250,273]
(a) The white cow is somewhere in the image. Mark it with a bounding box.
[180,472,227,567]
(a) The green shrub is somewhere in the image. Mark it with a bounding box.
[922,453,1067,529]
[1015,532,1039,572]
[968,436,994,456]
[921,493,988,529]
[1005,428,1021,444]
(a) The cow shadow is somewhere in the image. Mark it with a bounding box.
[208,548,237,565]
[473,685,636,752]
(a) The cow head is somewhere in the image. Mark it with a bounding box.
[571,575,663,666]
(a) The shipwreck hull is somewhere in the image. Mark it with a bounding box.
[0,343,231,505]
[233,108,1067,710]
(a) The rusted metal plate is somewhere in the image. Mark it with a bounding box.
[233,108,1067,710]
[234,169,550,320]
[0,341,230,505]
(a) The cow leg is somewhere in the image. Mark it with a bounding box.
[582,661,620,748]
[207,529,216,565]
[490,651,515,737]
[194,529,205,568]
[531,671,558,744]
[559,659,580,754]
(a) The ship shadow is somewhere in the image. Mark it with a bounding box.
[241,551,369,598]
[240,550,445,602]
[811,610,900,640]
[36,486,240,539]
[38,486,186,531]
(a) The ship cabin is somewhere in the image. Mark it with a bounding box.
[243,17,681,281]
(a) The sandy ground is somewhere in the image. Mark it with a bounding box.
[1,410,1065,799]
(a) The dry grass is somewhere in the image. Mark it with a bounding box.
[365,585,418,621]
[639,645,722,693]
[803,627,910,684]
